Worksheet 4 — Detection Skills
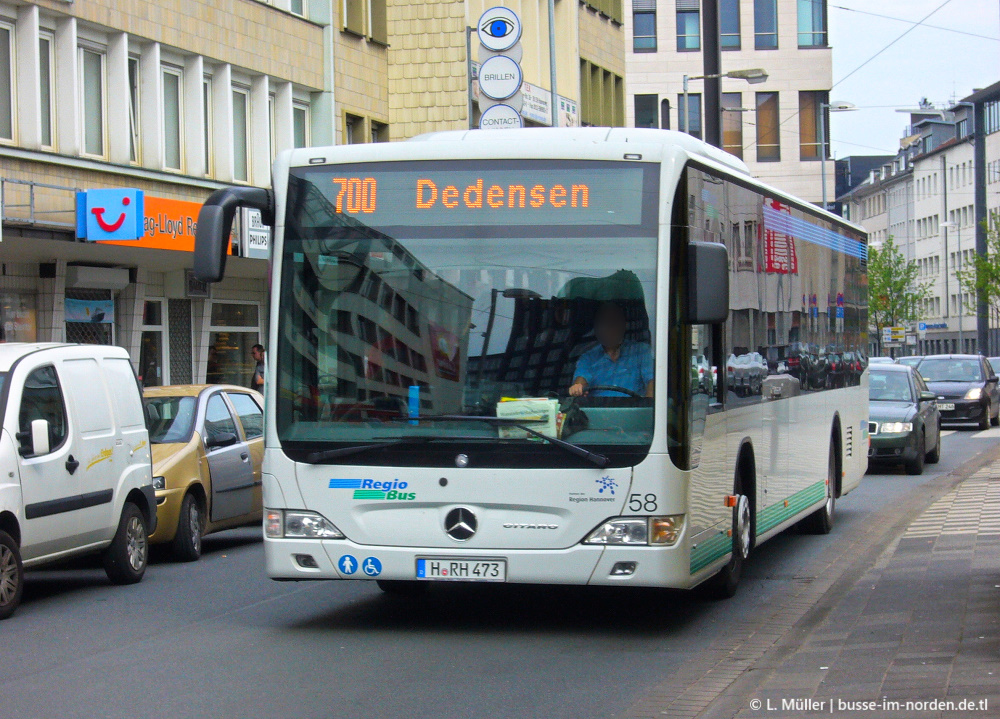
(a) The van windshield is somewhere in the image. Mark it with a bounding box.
[145,396,197,444]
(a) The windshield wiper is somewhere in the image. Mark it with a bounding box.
[395,414,610,469]
[305,436,434,462]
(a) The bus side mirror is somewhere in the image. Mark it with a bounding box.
[194,187,274,283]
[686,241,730,325]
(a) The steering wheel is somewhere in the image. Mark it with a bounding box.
[584,385,646,399]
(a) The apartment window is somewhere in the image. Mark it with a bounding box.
[290,0,304,14]
[162,66,183,170]
[678,92,701,139]
[232,87,249,182]
[722,92,743,159]
[268,93,276,162]
[345,113,363,144]
[0,25,11,141]
[370,0,387,44]
[754,0,778,49]
[293,102,309,148]
[80,48,106,157]
[798,0,827,47]
[128,58,140,162]
[676,2,701,52]
[721,0,741,49]
[756,91,780,162]
[203,77,213,174]
[343,0,365,35]
[632,1,656,52]
[634,94,658,128]
[39,35,54,147]
[371,121,388,143]
[660,99,671,129]
[798,90,828,160]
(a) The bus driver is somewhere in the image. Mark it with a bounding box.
[568,302,654,398]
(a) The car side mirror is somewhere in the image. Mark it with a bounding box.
[17,419,51,457]
[685,241,730,325]
[205,431,238,449]
[919,391,936,402]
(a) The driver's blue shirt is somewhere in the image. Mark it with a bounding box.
[574,340,653,397]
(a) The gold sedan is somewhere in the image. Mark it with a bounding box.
[143,385,264,561]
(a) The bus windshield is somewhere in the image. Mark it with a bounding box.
[276,159,660,467]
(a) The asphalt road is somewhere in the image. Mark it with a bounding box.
[3,426,997,719]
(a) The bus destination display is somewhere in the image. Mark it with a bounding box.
[297,162,651,228]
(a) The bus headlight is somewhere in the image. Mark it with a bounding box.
[266,509,345,539]
[584,518,647,545]
[584,516,686,546]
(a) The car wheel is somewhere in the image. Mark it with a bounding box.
[926,425,941,464]
[981,402,992,431]
[0,530,23,620]
[906,433,926,475]
[102,502,148,585]
[171,493,204,562]
[801,440,837,534]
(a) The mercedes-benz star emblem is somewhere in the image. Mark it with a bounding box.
[445,507,478,541]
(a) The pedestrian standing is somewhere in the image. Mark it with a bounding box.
[250,344,265,391]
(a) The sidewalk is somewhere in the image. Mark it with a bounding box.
[718,455,1000,718]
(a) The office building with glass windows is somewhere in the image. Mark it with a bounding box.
[625,0,833,204]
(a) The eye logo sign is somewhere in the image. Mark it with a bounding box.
[76,189,145,241]
[477,6,521,52]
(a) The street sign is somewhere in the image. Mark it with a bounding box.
[477,6,521,52]
[478,55,522,100]
[240,207,270,259]
[479,103,523,129]
[917,321,927,339]
[885,326,906,342]
[476,7,522,130]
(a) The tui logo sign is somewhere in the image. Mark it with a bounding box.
[76,188,145,241]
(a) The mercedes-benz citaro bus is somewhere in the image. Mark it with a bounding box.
[193,128,869,598]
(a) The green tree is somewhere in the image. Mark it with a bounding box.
[867,235,931,356]
[955,215,1000,335]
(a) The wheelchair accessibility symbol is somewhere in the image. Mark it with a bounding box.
[362,557,382,577]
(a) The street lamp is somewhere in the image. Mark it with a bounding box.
[819,100,856,211]
[682,68,768,135]
[942,220,963,351]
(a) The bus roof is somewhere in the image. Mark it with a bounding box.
[408,127,752,177]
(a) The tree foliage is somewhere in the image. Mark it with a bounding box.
[955,215,1000,320]
[867,235,931,354]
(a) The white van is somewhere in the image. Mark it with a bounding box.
[0,343,157,619]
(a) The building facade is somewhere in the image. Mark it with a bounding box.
[840,93,1000,356]
[624,0,833,204]
[0,0,627,384]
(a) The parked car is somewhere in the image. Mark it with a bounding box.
[869,357,896,365]
[896,355,923,368]
[691,355,714,394]
[0,343,157,620]
[868,363,941,475]
[144,385,264,561]
[914,355,1000,430]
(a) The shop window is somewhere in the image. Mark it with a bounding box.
[65,289,114,345]
[207,302,260,386]
[0,293,37,342]
[139,299,167,387]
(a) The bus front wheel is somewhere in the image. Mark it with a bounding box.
[705,470,753,599]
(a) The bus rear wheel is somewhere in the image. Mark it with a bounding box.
[801,439,837,534]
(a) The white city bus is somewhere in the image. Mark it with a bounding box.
[194,128,869,596]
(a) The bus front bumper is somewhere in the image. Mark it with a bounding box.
[264,536,704,588]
